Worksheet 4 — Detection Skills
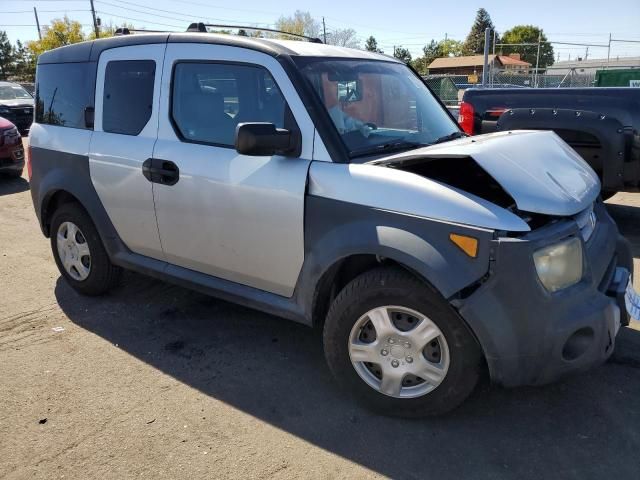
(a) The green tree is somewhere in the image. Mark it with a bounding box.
[27,17,85,57]
[364,36,383,53]
[13,40,36,81]
[500,25,554,68]
[412,38,464,74]
[462,8,497,55]
[275,10,321,40]
[439,38,464,57]
[0,31,14,80]
[393,46,412,64]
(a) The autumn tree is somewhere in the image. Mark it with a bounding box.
[500,25,554,68]
[326,28,359,48]
[275,10,321,40]
[462,8,498,55]
[27,17,85,57]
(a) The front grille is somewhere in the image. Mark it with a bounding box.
[8,106,34,131]
[574,203,596,242]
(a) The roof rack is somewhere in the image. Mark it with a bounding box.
[186,22,323,43]
[114,27,169,35]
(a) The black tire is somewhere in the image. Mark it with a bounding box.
[4,169,23,178]
[50,202,121,296]
[323,266,482,417]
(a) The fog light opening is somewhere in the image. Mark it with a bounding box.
[562,327,595,361]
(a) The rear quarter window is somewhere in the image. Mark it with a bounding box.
[102,60,156,135]
[35,62,95,129]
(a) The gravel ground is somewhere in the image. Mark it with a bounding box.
[1,170,639,480]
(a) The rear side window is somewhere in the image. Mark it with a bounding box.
[103,60,155,135]
[35,62,95,129]
[171,62,288,147]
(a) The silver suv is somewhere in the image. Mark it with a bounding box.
[28,29,639,416]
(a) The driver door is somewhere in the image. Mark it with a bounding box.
[152,43,317,297]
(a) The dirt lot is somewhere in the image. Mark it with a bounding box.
[1,170,639,480]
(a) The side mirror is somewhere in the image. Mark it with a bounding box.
[235,122,300,157]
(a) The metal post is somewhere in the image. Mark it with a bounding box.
[90,0,99,38]
[534,31,541,87]
[491,30,497,87]
[322,17,327,44]
[482,27,490,87]
[33,7,42,40]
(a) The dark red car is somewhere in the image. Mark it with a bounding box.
[0,117,24,178]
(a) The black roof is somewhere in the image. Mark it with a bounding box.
[37,32,298,65]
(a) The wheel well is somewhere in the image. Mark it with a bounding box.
[311,255,423,329]
[42,190,82,236]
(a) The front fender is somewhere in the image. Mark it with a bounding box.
[301,195,494,301]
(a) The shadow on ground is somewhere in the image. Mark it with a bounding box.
[0,176,29,196]
[54,203,640,480]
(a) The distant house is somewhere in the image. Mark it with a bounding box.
[549,57,640,75]
[428,54,531,75]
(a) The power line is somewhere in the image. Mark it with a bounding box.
[97,0,248,24]
[94,10,184,28]
[4,9,90,13]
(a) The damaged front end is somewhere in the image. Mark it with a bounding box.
[372,129,601,235]
[368,129,636,387]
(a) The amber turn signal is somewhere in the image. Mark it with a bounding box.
[449,233,478,258]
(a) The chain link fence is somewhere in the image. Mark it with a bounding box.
[423,64,639,108]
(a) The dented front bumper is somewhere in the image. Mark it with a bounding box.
[454,201,635,387]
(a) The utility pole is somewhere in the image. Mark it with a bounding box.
[534,30,541,87]
[481,27,490,87]
[322,17,327,44]
[585,46,589,60]
[90,0,99,38]
[606,33,611,68]
[33,7,42,40]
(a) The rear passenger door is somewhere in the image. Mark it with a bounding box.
[152,44,316,297]
[89,45,164,259]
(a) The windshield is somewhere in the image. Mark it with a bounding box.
[0,85,32,101]
[294,58,460,159]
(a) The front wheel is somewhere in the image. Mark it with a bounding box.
[323,267,482,417]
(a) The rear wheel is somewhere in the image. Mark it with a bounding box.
[50,203,121,296]
[323,267,482,417]
[3,169,23,178]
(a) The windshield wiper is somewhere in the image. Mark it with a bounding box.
[349,140,422,159]
[431,131,465,145]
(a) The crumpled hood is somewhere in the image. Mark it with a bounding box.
[377,130,600,217]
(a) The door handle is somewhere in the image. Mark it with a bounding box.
[142,158,180,185]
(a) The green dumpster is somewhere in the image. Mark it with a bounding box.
[594,69,640,87]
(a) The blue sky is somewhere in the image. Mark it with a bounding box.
[3,0,640,62]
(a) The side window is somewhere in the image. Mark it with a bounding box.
[171,62,288,147]
[35,62,95,129]
[103,60,155,135]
